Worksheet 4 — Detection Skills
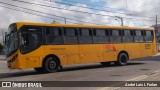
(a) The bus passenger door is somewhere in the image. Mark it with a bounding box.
[19,26,43,68]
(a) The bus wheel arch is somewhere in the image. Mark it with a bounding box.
[116,51,129,66]
[42,54,61,73]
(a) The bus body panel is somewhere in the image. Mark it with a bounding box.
[7,50,19,69]
[17,46,45,69]
[103,44,124,62]
[44,45,79,65]
[6,22,157,70]
[79,44,103,63]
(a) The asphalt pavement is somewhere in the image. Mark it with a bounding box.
[0,54,160,90]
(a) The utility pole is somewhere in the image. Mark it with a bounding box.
[124,0,128,8]
[1,29,4,55]
[116,16,123,26]
[156,15,158,35]
[2,29,3,46]
[64,18,66,24]
[4,32,7,55]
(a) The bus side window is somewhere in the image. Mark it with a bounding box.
[79,28,93,44]
[93,29,109,43]
[110,29,122,43]
[144,30,153,42]
[123,30,134,43]
[134,30,144,42]
[63,28,78,44]
[46,27,63,44]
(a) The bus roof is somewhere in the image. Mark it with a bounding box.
[15,22,154,30]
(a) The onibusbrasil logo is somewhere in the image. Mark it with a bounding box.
[1,82,42,87]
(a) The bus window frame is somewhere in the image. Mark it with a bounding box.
[144,30,154,43]
[78,28,93,44]
[45,26,64,45]
[92,28,110,44]
[62,27,79,44]
[122,30,134,43]
[109,29,122,43]
[19,25,43,54]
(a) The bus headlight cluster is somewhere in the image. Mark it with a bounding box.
[7,54,18,64]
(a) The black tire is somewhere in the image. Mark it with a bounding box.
[100,62,111,66]
[43,57,59,73]
[116,53,128,66]
[34,67,43,72]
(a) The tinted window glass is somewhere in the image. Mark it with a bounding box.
[110,30,121,43]
[124,30,131,36]
[144,30,153,42]
[79,28,93,44]
[95,29,106,36]
[93,29,109,43]
[46,27,62,36]
[122,30,134,42]
[112,30,119,36]
[134,30,144,42]
[80,29,92,36]
[136,31,142,36]
[64,28,78,44]
[46,27,63,44]
[64,28,76,36]
[20,26,42,54]
[146,31,152,36]
[21,33,39,45]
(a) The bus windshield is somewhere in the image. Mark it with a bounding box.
[8,32,18,54]
[5,25,18,56]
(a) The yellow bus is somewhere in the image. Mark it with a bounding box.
[5,22,157,73]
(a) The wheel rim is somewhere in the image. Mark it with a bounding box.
[120,55,127,64]
[49,60,56,70]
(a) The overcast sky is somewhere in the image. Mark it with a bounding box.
[0,0,159,43]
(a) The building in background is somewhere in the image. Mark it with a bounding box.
[152,24,160,51]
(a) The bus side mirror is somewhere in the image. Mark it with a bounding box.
[4,34,9,45]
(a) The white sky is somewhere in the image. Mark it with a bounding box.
[0,0,159,43]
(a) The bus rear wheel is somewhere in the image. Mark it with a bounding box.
[43,57,59,73]
[116,53,128,66]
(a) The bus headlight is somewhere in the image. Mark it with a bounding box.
[7,54,18,65]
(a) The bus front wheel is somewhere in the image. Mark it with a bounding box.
[116,53,128,66]
[43,57,59,73]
